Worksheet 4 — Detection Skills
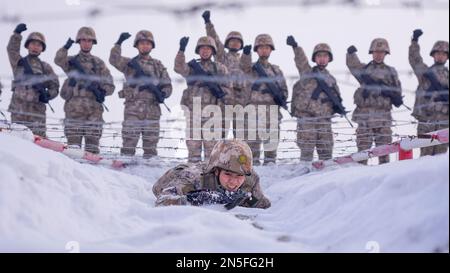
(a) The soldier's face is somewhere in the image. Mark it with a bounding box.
[79,39,94,52]
[217,170,246,192]
[433,51,449,64]
[314,52,330,67]
[27,41,43,56]
[137,40,153,55]
[227,39,242,51]
[372,51,386,64]
[199,46,213,60]
[257,45,272,58]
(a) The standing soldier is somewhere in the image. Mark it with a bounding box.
[174,36,231,163]
[409,29,449,156]
[201,10,249,138]
[7,23,59,137]
[240,34,289,166]
[153,139,271,209]
[287,36,346,165]
[346,38,403,165]
[109,31,172,159]
[55,27,115,154]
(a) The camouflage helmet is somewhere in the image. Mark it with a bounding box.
[430,41,449,57]
[253,34,275,52]
[76,27,97,44]
[205,139,253,176]
[369,38,390,54]
[134,30,155,48]
[195,36,217,55]
[225,31,244,50]
[25,32,47,52]
[312,43,333,62]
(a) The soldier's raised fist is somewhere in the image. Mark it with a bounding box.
[412,29,423,42]
[64,38,75,50]
[14,23,27,34]
[286,36,298,48]
[179,37,189,52]
[202,10,211,24]
[117,32,131,45]
[243,45,252,55]
[347,45,357,54]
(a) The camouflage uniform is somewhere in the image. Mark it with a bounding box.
[55,27,115,154]
[205,23,250,137]
[174,36,231,163]
[240,34,289,165]
[347,38,402,165]
[7,31,59,137]
[109,30,172,158]
[153,139,271,209]
[409,40,449,156]
[291,43,340,162]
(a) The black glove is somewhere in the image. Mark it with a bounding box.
[64,38,75,50]
[14,23,27,34]
[186,190,227,206]
[186,189,250,210]
[382,90,403,107]
[243,45,252,55]
[347,45,357,54]
[38,89,50,104]
[179,36,189,52]
[286,35,298,48]
[202,10,211,24]
[116,32,131,45]
[88,82,106,104]
[412,29,423,42]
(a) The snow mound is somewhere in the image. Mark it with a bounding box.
[0,133,448,252]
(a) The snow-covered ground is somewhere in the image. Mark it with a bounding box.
[0,131,448,252]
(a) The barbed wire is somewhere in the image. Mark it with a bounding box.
[1,0,447,24]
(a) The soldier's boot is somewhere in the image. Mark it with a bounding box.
[121,120,140,156]
[121,135,139,156]
[317,145,333,161]
[378,155,390,165]
[66,135,83,148]
[299,145,315,162]
[186,140,202,163]
[29,118,47,138]
[85,125,102,154]
[263,150,277,165]
[433,144,449,156]
[85,136,100,154]
[142,126,159,159]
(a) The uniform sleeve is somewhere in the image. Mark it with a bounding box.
[7,33,23,71]
[390,67,402,98]
[157,60,173,98]
[408,41,428,78]
[246,173,271,209]
[293,46,312,75]
[274,65,289,100]
[54,47,70,73]
[152,165,198,207]
[97,58,115,96]
[109,44,130,73]
[206,22,225,64]
[346,52,366,82]
[44,63,60,100]
[240,52,253,74]
[174,51,191,77]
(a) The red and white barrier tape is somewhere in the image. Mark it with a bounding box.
[312,128,449,170]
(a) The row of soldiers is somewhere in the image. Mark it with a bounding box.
[1,12,448,166]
